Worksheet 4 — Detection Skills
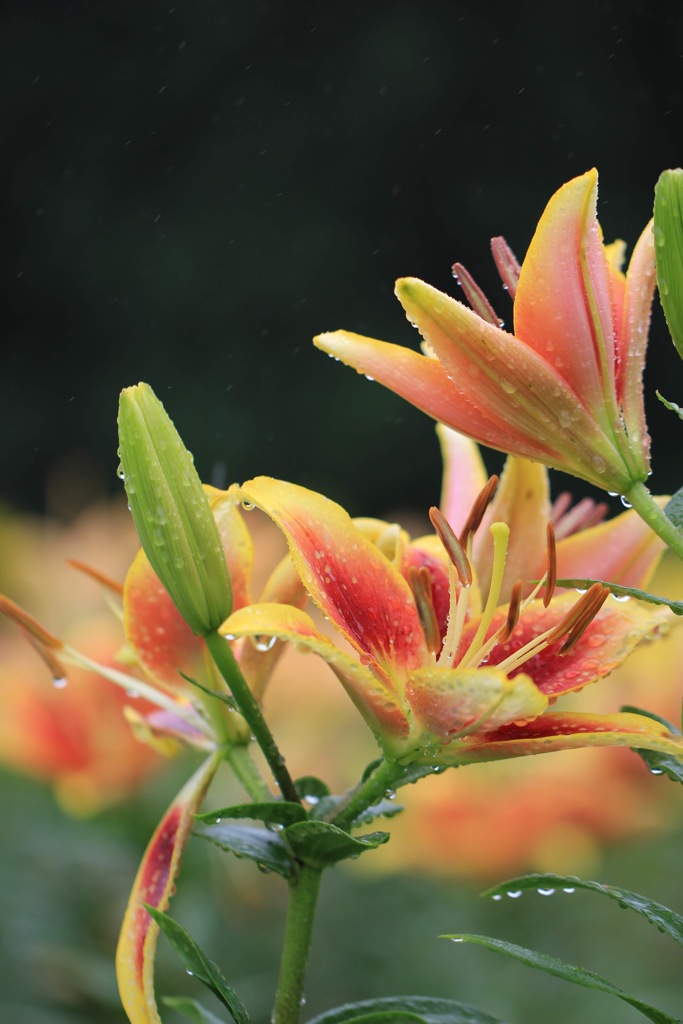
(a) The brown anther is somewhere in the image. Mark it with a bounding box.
[0,595,64,649]
[459,475,499,548]
[543,583,609,652]
[429,507,472,587]
[451,262,503,327]
[407,565,442,655]
[490,236,521,299]
[499,580,524,642]
[67,559,125,596]
[544,522,557,608]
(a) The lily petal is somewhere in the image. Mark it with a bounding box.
[555,504,668,589]
[116,753,220,1024]
[220,603,409,740]
[406,665,547,742]
[207,485,254,611]
[123,548,204,692]
[619,219,656,451]
[437,424,488,532]
[442,710,683,764]
[514,169,616,416]
[239,477,428,679]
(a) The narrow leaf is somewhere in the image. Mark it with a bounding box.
[484,873,683,947]
[285,820,389,868]
[619,705,683,782]
[163,996,228,1024]
[554,579,683,615]
[445,934,679,1024]
[664,484,683,530]
[196,801,307,827]
[194,821,293,878]
[305,994,507,1024]
[147,908,249,1024]
[657,393,683,422]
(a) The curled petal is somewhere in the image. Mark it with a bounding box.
[221,603,409,741]
[437,424,488,532]
[619,220,656,447]
[116,753,220,1024]
[406,665,547,742]
[239,477,428,679]
[442,710,683,764]
[207,485,254,611]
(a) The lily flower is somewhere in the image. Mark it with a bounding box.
[220,476,682,766]
[315,169,656,495]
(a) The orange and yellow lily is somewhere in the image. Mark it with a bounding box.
[221,474,681,766]
[315,169,655,495]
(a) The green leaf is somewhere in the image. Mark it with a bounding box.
[179,672,239,712]
[146,907,250,1024]
[657,393,683,422]
[305,995,506,1024]
[163,995,229,1024]
[554,579,683,615]
[295,775,331,800]
[664,484,683,531]
[619,706,683,782]
[196,801,307,827]
[284,820,389,868]
[654,169,683,361]
[444,934,680,1024]
[194,822,293,878]
[349,798,405,826]
[483,873,683,947]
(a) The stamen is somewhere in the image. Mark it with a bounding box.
[429,507,472,587]
[452,262,503,327]
[544,523,557,608]
[67,559,125,596]
[490,236,521,299]
[543,583,610,648]
[407,565,442,656]
[459,475,499,549]
[459,522,510,666]
[499,580,524,642]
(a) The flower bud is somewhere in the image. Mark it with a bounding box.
[117,383,232,634]
[654,168,683,361]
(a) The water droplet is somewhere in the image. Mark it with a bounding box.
[253,635,277,652]
[491,893,503,901]
[241,500,255,511]
[649,767,664,775]
[612,593,631,603]
[619,496,632,508]
[537,887,556,896]
[116,463,125,480]
[562,887,576,894]
[591,455,607,474]
[506,889,523,899]
[52,676,68,689]
[500,379,517,394]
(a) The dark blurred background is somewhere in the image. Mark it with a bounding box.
[3,0,683,521]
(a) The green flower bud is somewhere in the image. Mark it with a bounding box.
[654,168,683,361]
[118,382,232,634]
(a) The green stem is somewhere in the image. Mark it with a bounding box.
[329,758,408,833]
[204,630,300,804]
[224,744,273,803]
[623,481,683,561]
[272,864,323,1024]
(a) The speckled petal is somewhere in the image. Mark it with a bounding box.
[238,477,428,679]
[441,710,683,764]
[406,665,547,742]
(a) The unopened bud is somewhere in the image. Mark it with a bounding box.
[117,383,232,634]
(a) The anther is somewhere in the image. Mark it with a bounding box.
[490,236,521,299]
[407,565,442,655]
[543,583,609,652]
[499,580,524,642]
[544,523,556,608]
[429,507,472,587]
[459,475,499,549]
[451,262,503,327]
